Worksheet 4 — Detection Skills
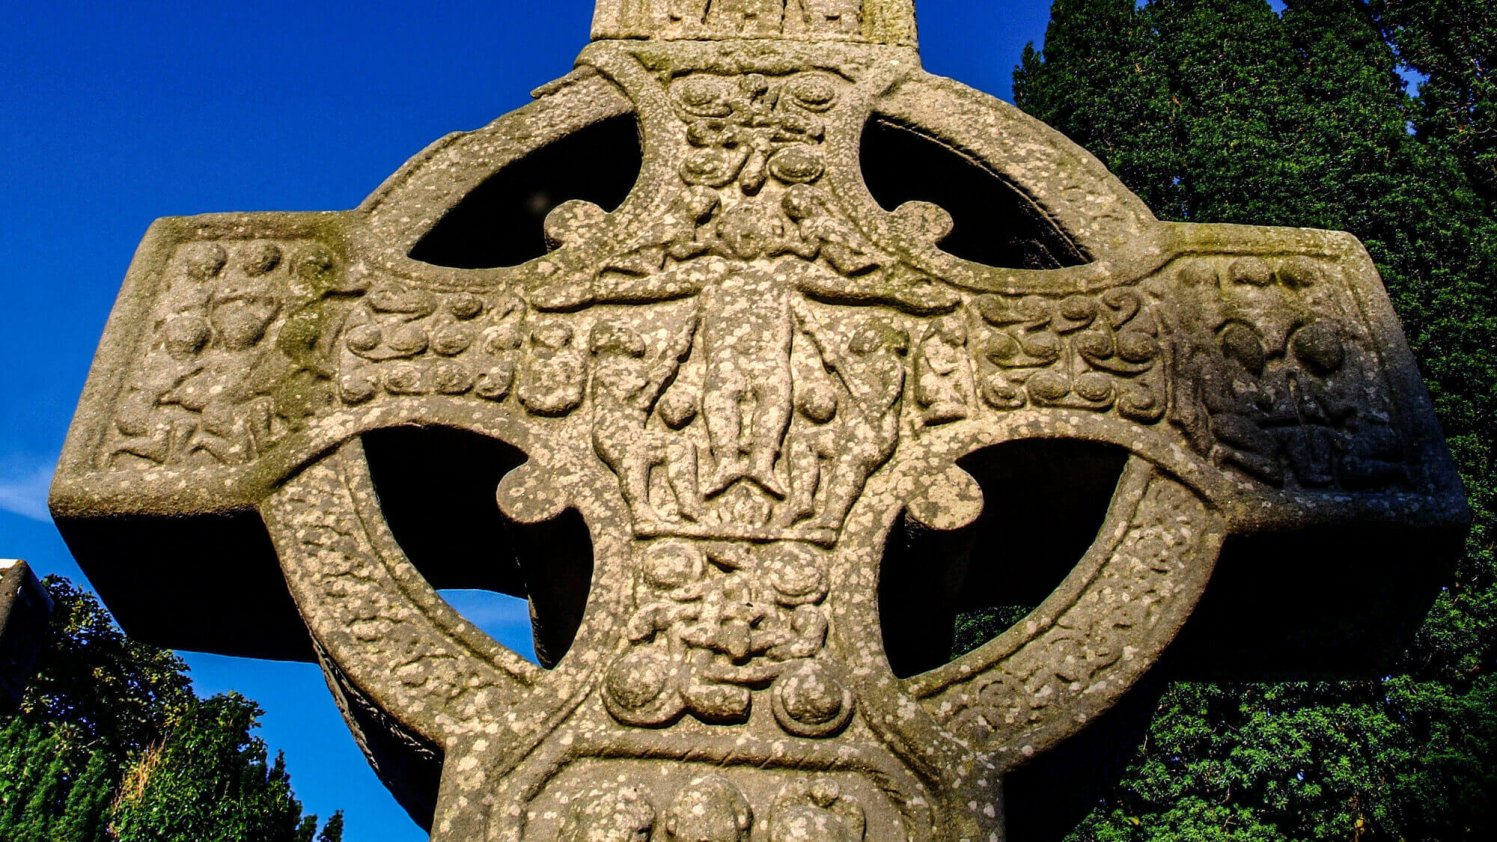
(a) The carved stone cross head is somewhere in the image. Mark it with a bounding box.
[52,1,1467,839]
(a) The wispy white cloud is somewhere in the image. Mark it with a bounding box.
[0,456,56,523]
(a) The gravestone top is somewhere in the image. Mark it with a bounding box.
[0,560,51,716]
[52,1,1467,838]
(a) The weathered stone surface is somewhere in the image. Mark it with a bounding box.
[0,560,52,715]
[52,1,1467,839]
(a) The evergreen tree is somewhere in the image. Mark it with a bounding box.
[1013,0,1181,215]
[110,695,316,842]
[317,810,345,842]
[20,577,192,757]
[1379,0,1497,198]
[1012,0,1497,838]
[0,577,339,841]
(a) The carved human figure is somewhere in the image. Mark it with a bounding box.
[179,241,283,464]
[1169,261,1290,484]
[111,311,211,466]
[781,359,841,528]
[804,317,909,530]
[698,264,796,497]
[110,243,228,466]
[1193,319,1283,484]
[271,244,364,425]
[590,319,704,526]
[169,241,230,312]
[781,184,879,275]
[1266,320,1346,486]
[518,321,586,417]
[914,313,971,425]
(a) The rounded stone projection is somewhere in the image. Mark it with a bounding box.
[51,1,1467,839]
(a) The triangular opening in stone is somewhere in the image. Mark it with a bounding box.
[879,439,1128,679]
[409,112,643,269]
[861,115,1091,270]
[362,425,594,668]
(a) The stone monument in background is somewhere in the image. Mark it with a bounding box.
[0,560,52,715]
[52,1,1468,838]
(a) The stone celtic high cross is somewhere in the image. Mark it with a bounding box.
[52,2,1467,839]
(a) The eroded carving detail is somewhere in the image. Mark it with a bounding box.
[602,0,867,41]
[768,778,867,841]
[558,782,657,842]
[105,239,363,468]
[604,540,850,737]
[664,775,754,842]
[942,474,1211,752]
[1163,256,1405,488]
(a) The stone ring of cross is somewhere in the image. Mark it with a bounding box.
[52,2,1467,840]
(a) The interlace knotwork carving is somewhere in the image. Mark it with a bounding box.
[604,540,851,737]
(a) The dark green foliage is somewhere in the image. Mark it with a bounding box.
[110,695,315,842]
[1012,0,1181,214]
[21,577,192,756]
[317,811,345,842]
[1379,0,1497,198]
[0,577,337,841]
[1012,1,1497,838]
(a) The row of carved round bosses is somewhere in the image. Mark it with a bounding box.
[175,239,342,293]
[1178,254,1328,290]
[559,774,864,842]
[338,359,516,404]
[640,541,828,604]
[163,240,340,357]
[343,291,513,360]
[981,369,1130,409]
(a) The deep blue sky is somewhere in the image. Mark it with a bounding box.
[1,1,1056,838]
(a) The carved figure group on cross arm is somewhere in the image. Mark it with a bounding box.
[1167,256,1405,488]
[109,240,358,468]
